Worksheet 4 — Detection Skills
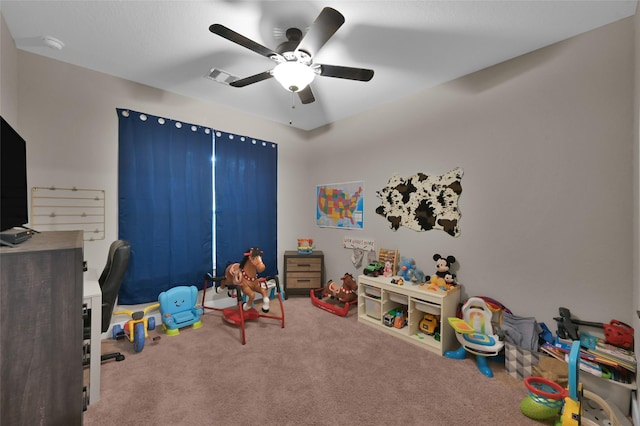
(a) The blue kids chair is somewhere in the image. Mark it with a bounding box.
[158,285,203,336]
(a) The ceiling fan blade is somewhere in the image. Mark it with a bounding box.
[295,7,345,57]
[229,71,273,88]
[210,24,279,59]
[298,86,315,104]
[318,64,374,81]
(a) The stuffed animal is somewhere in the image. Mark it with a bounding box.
[408,266,426,283]
[444,272,457,288]
[328,273,358,304]
[424,254,456,292]
[398,256,426,283]
[337,273,358,303]
[383,261,393,277]
[398,257,416,281]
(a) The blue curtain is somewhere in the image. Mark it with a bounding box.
[117,109,213,304]
[214,132,278,277]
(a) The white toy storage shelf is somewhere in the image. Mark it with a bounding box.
[357,275,460,356]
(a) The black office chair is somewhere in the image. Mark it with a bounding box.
[83,239,131,364]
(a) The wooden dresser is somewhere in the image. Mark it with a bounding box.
[283,250,324,298]
[0,231,84,425]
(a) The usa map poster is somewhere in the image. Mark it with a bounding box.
[316,181,364,229]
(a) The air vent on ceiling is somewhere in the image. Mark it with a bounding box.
[206,68,238,85]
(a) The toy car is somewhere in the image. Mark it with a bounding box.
[363,261,385,277]
[383,312,395,327]
[419,313,439,335]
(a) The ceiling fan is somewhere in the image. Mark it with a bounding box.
[209,7,374,104]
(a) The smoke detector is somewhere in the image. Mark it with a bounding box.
[42,36,64,50]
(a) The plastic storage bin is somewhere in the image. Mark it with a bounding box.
[365,298,381,319]
[365,285,381,298]
[389,292,408,304]
[414,299,440,315]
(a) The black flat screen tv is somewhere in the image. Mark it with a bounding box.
[1,116,29,232]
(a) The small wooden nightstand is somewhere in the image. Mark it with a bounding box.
[283,251,324,298]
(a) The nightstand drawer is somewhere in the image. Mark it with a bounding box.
[283,250,324,298]
[286,257,322,272]
[286,272,322,289]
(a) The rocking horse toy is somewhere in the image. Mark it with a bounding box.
[219,247,272,313]
[310,272,358,317]
[200,247,285,345]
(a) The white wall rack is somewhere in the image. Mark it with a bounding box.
[31,186,105,241]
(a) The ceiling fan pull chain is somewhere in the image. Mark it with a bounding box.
[289,92,295,125]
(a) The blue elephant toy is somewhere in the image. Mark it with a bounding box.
[398,256,426,283]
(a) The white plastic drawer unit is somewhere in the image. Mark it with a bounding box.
[365,297,381,319]
[364,285,381,298]
[388,292,408,305]
[414,298,441,315]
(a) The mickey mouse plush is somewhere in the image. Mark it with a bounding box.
[444,272,457,288]
[424,254,456,292]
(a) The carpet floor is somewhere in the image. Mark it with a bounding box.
[83,296,552,426]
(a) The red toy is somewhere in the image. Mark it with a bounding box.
[603,320,633,350]
[200,247,285,345]
[201,273,285,345]
[311,273,358,316]
[555,306,634,350]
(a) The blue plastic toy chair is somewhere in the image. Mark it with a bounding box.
[158,285,203,336]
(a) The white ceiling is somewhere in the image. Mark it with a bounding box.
[1,1,637,131]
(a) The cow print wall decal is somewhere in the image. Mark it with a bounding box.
[375,167,463,236]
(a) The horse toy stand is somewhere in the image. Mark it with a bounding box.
[202,273,285,345]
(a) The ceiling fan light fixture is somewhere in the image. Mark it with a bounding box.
[273,61,315,92]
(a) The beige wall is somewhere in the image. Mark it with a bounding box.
[0,13,635,337]
[2,35,311,279]
[306,17,635,332]
[0,13,18,124]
